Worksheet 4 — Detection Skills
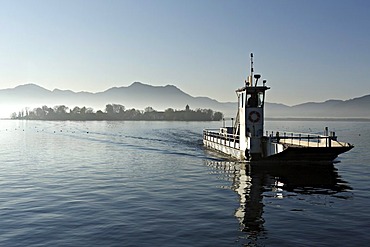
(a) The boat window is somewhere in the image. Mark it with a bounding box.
[258,92,264,107]
[247,92,264,107]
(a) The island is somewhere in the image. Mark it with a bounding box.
[11,104,223,121]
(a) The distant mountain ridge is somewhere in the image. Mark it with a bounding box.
[0,82,369,119]
[0,82,236,118]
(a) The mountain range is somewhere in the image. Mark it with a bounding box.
[0,82,369,119]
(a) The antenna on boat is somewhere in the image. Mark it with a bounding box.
[250,53,254,87]
[254,74,261,87]
[245,53,254,87]
[250,52,254,71]
[250,53,262,87]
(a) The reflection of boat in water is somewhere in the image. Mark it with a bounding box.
[203,53,354,162]
[204,160,352,239]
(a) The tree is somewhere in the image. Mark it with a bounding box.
[164,108,175,120]
[80,106,87,114]
[105,104,114,114]
[25,107,29,117]
[144,106,155,113]
[47,107,55,116]
[125,108,140,119]
[213,111,223,121]
[54,105,68,114]
[42,106,49,116]
[72,106,81,114]
[86,107,94,114]
[35,107,45,118]
[112,104,125,114]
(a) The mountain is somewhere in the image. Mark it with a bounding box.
[0,82,235,118]
[266,95,370,118]
[0,82,369,119]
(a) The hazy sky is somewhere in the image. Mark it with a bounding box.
[0,0,369,105]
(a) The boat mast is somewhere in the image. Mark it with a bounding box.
[245,53,254,87]
[250,53,254,87]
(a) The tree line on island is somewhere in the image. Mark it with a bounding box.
[11,104,223,121]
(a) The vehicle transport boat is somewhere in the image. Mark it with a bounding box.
[203,54,354,162]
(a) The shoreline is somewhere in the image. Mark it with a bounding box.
[2,117,370,122]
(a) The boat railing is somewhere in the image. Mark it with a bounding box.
[203,129,240,149]
[265,130,352,148]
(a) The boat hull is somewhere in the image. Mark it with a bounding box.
[203,139,245,160]
[203,136,353,163]
[260,145,353,163]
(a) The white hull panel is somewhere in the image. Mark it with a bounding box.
[203,139,245,160]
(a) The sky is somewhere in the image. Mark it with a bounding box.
[0,0,370,106]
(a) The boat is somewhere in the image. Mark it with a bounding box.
[203,53,354,162]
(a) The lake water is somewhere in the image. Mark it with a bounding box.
[0,120,369,246]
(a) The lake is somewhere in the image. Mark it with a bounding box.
[0,120,369,246]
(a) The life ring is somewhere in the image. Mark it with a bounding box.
[248,111,260,123]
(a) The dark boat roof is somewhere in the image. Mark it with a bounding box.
[236,86,270,93]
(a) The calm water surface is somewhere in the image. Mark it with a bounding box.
[0,120,369,246]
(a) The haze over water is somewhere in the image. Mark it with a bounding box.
[0,120,369,246]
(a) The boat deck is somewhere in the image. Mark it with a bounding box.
[266,131,353,148]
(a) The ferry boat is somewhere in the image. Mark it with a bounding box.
[203,54,354,162]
